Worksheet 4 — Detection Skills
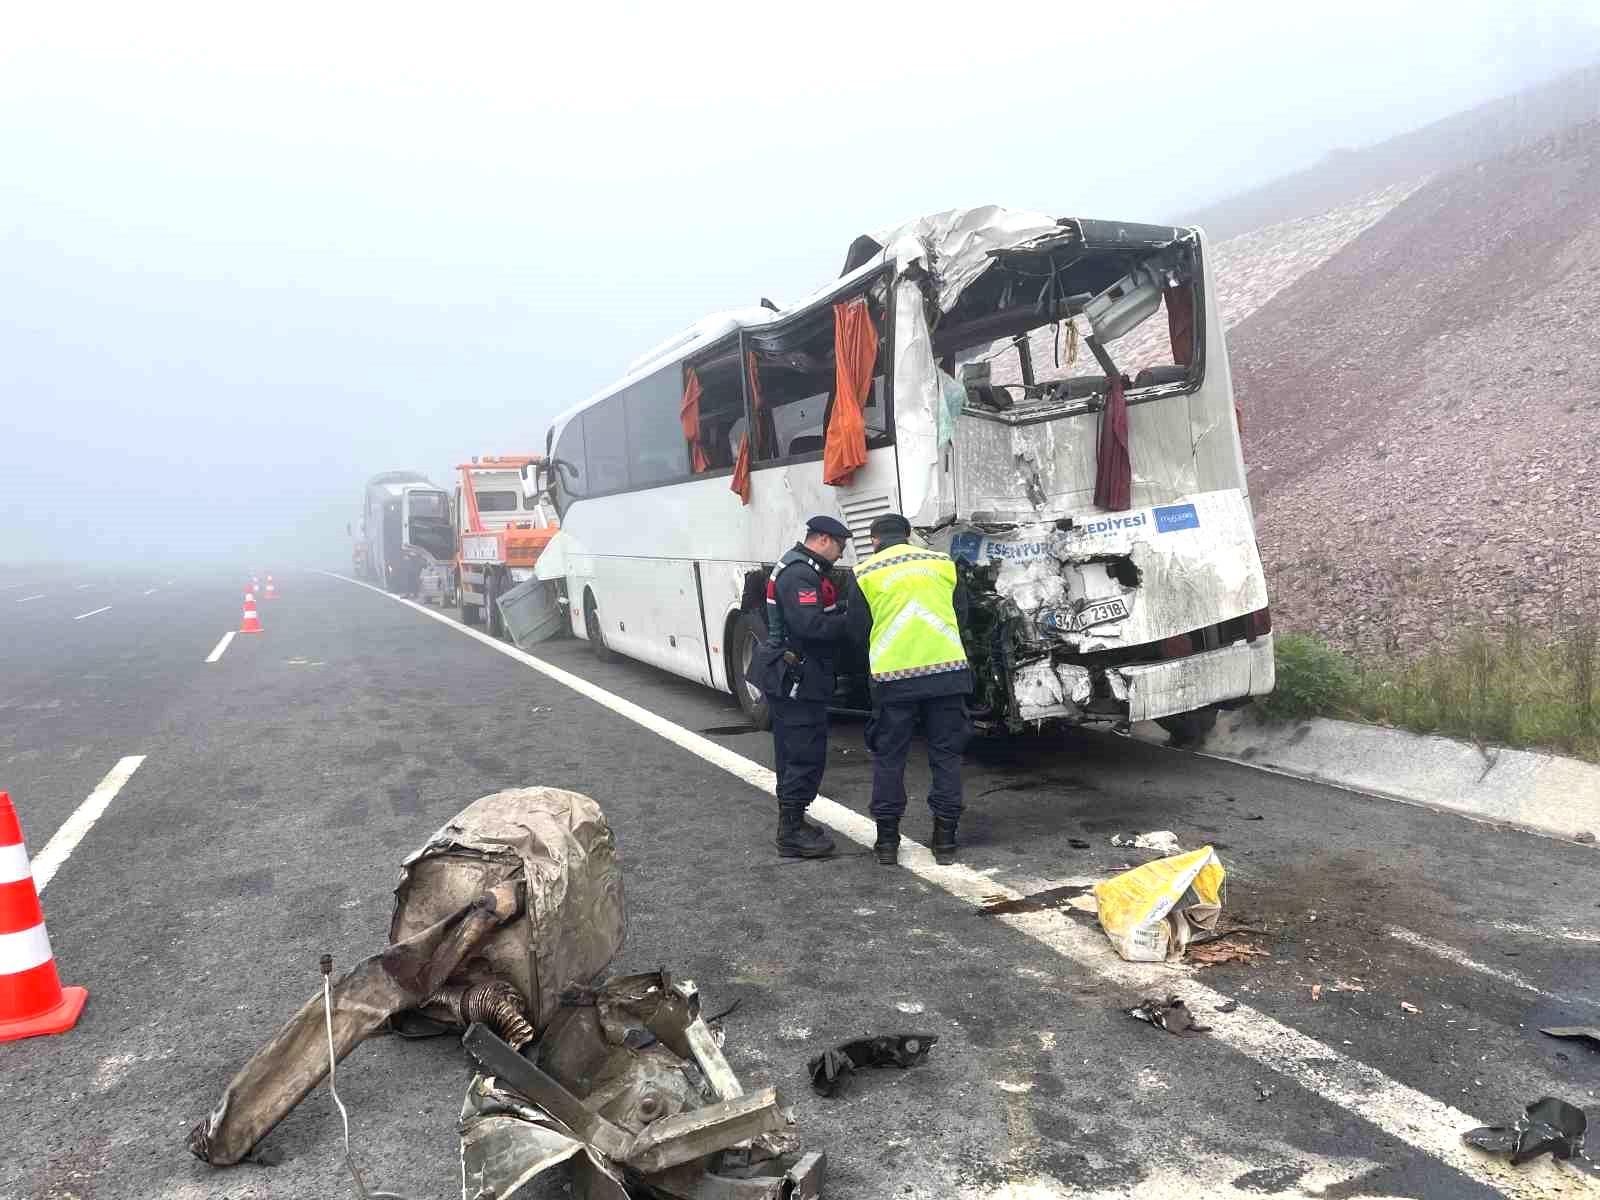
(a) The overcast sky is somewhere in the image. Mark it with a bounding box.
[4,1,1598,566]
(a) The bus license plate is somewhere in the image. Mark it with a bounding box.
[1074,597,1130,630]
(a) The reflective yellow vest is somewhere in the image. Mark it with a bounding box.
[855,543,968,683]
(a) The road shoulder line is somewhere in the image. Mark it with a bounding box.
[32,756,146,892]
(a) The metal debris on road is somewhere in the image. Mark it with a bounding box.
[1128,996,1210,1037]
[1068,837,1092,850]
[1109,830,1183,854]
[806,1034,937,1097]
[189,787,625,1167]
[1462,1097,1587,1166]
[1094,846,1225,962]
[1400,1001,1421,1014]
[1215,1000,1239,1014]
[1539,1026,1600,1051]
[1253,1080,1275,1102]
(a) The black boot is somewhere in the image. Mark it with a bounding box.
[776,808,836,858]
[873,819,900,865]
[931,816,959,865]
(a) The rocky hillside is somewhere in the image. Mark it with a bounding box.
[1226,120,1600,652]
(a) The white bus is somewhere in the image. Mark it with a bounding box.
[531,206,1274,742]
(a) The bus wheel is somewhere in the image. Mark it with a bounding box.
[485,570,505,639]
[583,589,617,662]
[732,612,772,731]
[1157,706,1219,748]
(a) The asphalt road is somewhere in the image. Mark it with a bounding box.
[0,567,1595,1200]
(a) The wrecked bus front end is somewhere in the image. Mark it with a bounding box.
[945,496,1274,733]
[901,217,1272,733]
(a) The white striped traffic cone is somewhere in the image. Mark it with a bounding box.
[0,791,87,1042]
[263,574,279,601]
[240,588,263,634]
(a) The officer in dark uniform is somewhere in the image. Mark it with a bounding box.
[752,515,852,858]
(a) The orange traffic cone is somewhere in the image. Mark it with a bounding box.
[240,589,263,634]
[263,575,279,601]
[0,791,87,1042]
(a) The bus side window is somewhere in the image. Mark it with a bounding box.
[687,343,744,473]
[747,293,889,463]
[623,366,688,488]
[553,413,589,512]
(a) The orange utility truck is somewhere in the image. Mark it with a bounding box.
[454,455,558,638]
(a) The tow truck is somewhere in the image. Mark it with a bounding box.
[454,455,559,638]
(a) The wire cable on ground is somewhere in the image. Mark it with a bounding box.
[322,956,414,1200]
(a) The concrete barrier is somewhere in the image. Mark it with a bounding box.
[1132,709,1600,844]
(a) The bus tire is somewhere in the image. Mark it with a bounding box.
[731,611,772,731]
[1157,705,1219,747]
[583,588,617,663]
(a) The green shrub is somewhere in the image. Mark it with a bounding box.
[1258,633,1357,722]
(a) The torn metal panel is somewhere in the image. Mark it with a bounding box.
[459,1074,587,1200]
[940,489,1267,655]
[646,1152,827,1200]
[874,206,1061,314]
[1116,635,1275,723]
[465,1023,637,1161]
[624,1088,787,1174]
[393,786,626,1033]
[192,788,624,1169]
[189,881,520,1166]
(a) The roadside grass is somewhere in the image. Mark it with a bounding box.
[1263,627,1600,764]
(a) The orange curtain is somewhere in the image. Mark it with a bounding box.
[730,434,751,503]
[679,369,710,473]
[745,351,771,457]
[823,299,875,487]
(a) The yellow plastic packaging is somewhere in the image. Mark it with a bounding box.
[1093,845,1226,962]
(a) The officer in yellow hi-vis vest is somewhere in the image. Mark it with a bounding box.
[851,513,972,866]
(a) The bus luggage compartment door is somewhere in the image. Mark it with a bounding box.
[589,556,711,685]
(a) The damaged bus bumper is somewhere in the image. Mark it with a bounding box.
[936,487,1274,730]
[1007,633,1275,725]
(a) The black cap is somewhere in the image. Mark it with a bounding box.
[869,513,912,539]
[806,515,851,541]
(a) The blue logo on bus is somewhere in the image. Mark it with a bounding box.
[1154,503,1200,533]
[950,532,984,563]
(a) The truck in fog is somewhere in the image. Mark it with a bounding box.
[358,471,454,600]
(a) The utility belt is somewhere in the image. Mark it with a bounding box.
[751,640,807,701]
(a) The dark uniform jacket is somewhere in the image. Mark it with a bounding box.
[753,544,850,703]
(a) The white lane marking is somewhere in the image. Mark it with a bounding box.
[0,924,53,974]
[1489,918,1600,944]
[74,605,112,620]
[205,632,235,663]
[32,756,146,893]
[143,588,159,596]
[15,594,45,603]
[1387,925,1600,1010]
[328,571,1588,1198]
[74,583,93,590]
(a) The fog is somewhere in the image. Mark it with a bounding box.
[4,1,1598,569]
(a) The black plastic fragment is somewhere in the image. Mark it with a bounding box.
[1128,996,1210,1037]
[807,1034,937,1097]
[1463,1096,1586,1166]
